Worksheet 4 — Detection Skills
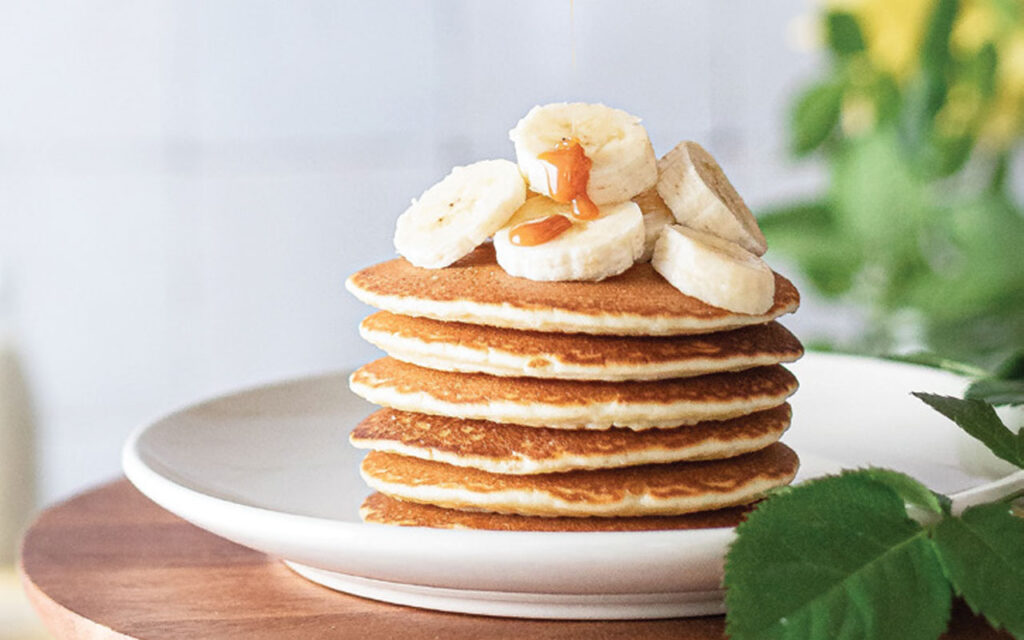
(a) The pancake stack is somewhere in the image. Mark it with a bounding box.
[346,244,803,531]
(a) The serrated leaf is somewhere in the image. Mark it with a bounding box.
[933,503,1024,637]
[859,468,950,515]
[825,12,866,56]
[791,82,843,155]
[913,393,1024,468]
[725,472,951,640]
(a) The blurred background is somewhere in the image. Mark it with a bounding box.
[0,1,1021,637]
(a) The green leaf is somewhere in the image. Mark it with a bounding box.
[791,82,843,156]
[930,134,974,177]
[758,202,832,231]
[920,0,958,74]
[993,349,1024,380]
[966,378,1024,406]
[758,201,863,297]
[969,42,998,97]
[858,468,950,515]
[725,471,951,640]
[884,353,989,378]
[925,309,1024,373]
[964,348,1024,406]
[908,195,1024,362]
[900,69,947,154]
[829,131,930,302]
[871,73,903,124]
[899,0,957,164]
[913,393,1024,468]
[933,503,1024,637]
[825,12,866,56]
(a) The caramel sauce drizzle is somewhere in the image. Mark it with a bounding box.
[509,214,573,247]
[507,137,597,247]
[538,137,599,220]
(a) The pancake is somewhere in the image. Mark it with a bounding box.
[360,312,803,380]
[350,405,792,474]
[346,244,800,336]
[360,492,754,531]
[348,358,798,430]
[359,443,798,517]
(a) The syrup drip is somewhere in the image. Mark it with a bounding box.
[509,214,573,247]
[538,138,599,221]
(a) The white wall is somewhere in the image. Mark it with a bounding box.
[0,0,825,502]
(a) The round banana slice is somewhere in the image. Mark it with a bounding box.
[494,197,644,282]
[632,187,675,263]
[652,225,775,315]
[394,159,526,268]
[656,141,768,256]
[509,103,657,205]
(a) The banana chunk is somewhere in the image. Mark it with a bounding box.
[632,187,675,263]
[657,142,768,256]
[652,225,775,314]
[394,159,526,268]
[494,197,645,282]
[509,103,657,205]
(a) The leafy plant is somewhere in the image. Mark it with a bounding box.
[764,0,1024,366]
[724,382,1024,639]
[889,348,1024,404]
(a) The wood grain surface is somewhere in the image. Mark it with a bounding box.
[18,480,1012,640]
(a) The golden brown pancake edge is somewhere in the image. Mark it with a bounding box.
[350,357,799,407]
[347,244,799,335]
[360,492,754,531]
[350,405,792,471]
[361,311,804,372]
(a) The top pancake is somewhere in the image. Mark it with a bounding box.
[347,244,800,336]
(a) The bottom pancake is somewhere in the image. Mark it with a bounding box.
[360,492,753,531]
[359,443,798,517]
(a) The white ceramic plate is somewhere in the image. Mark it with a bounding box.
[122,353,1024,619]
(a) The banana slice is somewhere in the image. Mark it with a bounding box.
[632,187,675,262]
[494,196,644,281]
[509,103,657,205]
[652,225,775,314]
[394,159,526,268]
[656,141,768,256]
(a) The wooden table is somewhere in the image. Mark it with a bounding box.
[19,480,1011,640]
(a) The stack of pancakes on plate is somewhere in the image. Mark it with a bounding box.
[346,244,803,531]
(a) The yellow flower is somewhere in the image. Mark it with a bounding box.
[977,30,1024,147]
[823,0,1024,146]
[952,0,999,54]
[999,30,1024,87]
[837,0,935,79]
